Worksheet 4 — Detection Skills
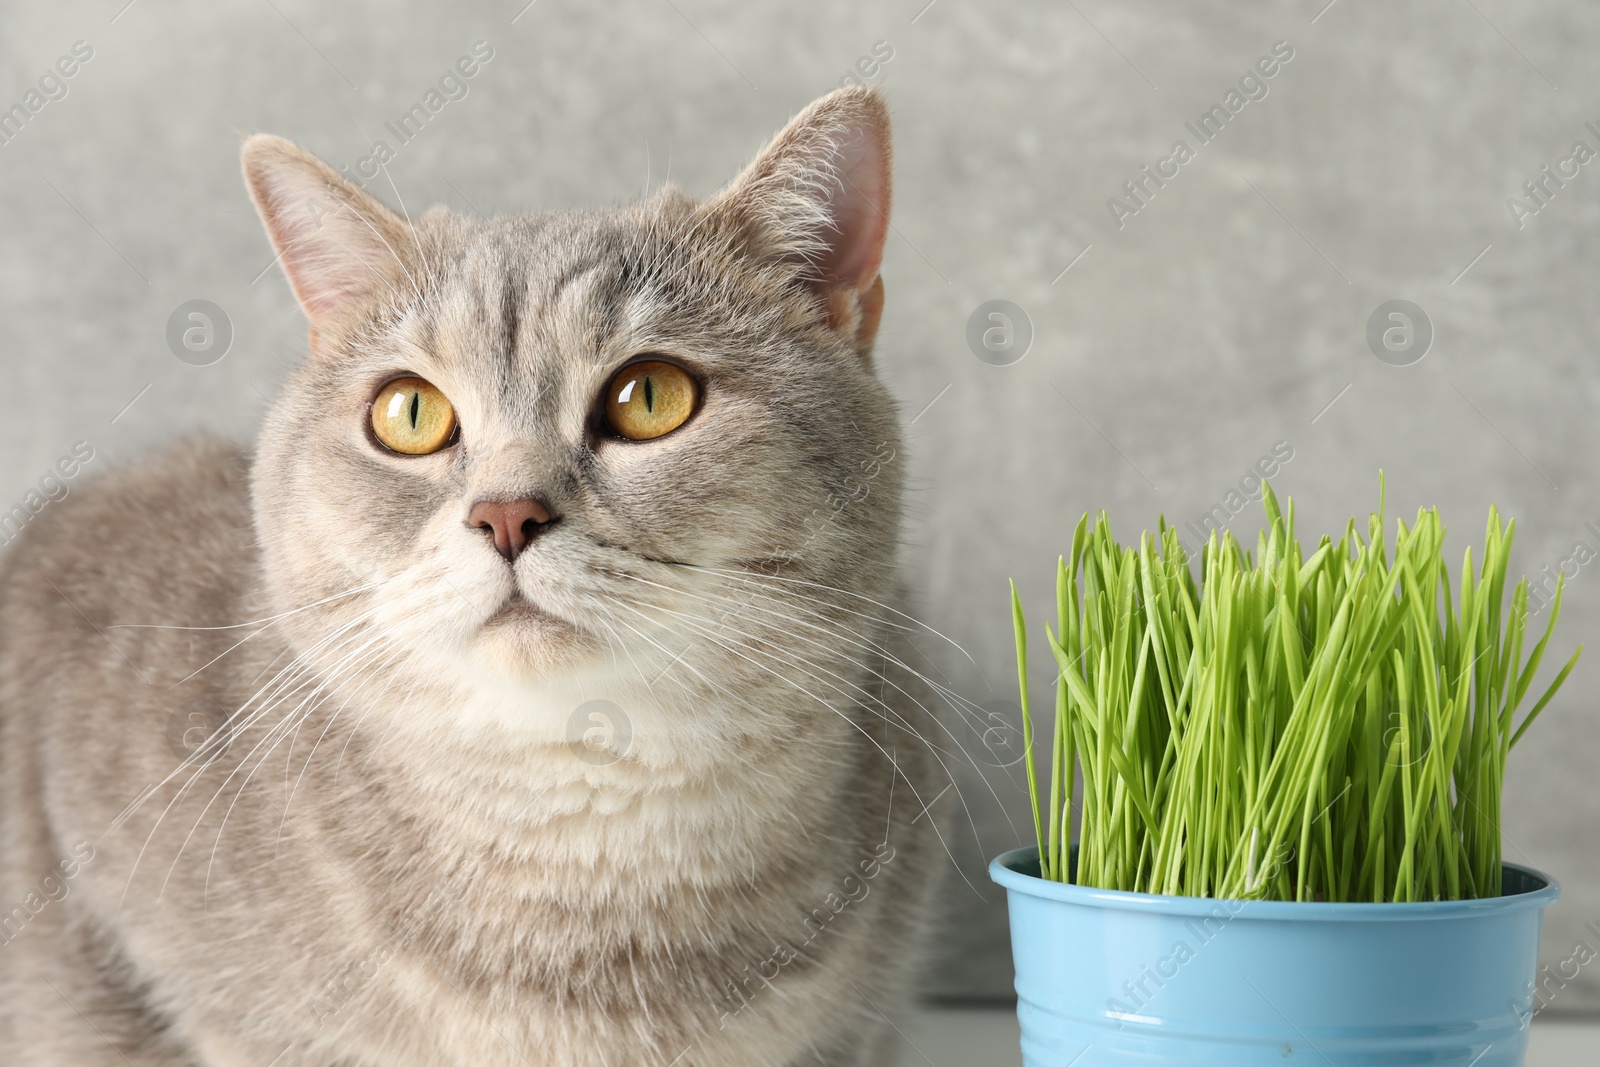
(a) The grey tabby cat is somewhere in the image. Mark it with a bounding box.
[0,86,950,1065]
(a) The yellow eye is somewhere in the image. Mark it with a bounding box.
[603,360,698,441]
[370,377,457,455]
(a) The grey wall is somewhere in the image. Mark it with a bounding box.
[4,0,1600,1010]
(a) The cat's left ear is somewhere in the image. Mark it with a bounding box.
[710,87,892,358]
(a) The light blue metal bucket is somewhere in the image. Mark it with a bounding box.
[989,846,1558,1066]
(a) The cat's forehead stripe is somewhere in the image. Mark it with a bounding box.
[499,264,523,366]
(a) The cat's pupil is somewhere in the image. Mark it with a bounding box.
[643,375,654,412]
[409,391,420,429]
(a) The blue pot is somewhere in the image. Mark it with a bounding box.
[989,847,1558,1066]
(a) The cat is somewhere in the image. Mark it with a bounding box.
[0,86,953,1066]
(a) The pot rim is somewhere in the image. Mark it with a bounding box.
[989,846,1559,921]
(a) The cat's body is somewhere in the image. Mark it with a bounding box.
[0,88,948,1066]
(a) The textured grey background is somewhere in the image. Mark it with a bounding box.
[3,0,1600,1010]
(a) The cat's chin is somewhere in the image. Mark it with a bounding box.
[475,594,594,675]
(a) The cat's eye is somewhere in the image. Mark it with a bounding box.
[603,360,699,441]
[370,377,457,455]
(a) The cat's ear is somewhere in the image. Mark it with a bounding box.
[241,135,415,339]
[710,87,892,358]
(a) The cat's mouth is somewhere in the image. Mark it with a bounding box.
[476,590,592,671]
[491,592,557,624]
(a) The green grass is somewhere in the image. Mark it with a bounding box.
[1011,480,1582,902]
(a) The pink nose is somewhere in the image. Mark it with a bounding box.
[468,498,555,562]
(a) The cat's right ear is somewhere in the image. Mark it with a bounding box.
[707,87,893,360]
[241,135,415,342]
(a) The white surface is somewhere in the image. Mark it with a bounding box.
[891,1008,1598,1066]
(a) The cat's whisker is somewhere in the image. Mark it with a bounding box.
[330,644,416,784]
[616,575,926,718]
[142,626,378,896]
[692,564,977,665]
[590,614,637,685]
[604,572,934,748]
[604,596,933,794]
[637,627,991,897]
[618,570,1003,751]
[119,605,381,824]
[600,597,737,703]
[277,640,405,846]
[115,615,369,870]
[105,582,379,632]
[636,574,979,751]
[607,596,985,897]
[198,630,394,906]
[652,561,912,647]
[592,613,671,696]
[345,645,436,782]
[708,594,1006,779]
[162,585,382,689]
[591,600,724,695]
[676,564,924,648]
[352,654,431,773]
[672,566,1017,757]
[171,627,273,691]
[617,590,975,791]
[120,612,379,910]
[674,571,913,664]
[601,611,723,706]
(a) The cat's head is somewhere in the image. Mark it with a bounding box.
[242,88,904,759]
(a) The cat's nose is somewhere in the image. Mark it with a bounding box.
[467,498,556,562]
